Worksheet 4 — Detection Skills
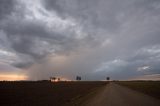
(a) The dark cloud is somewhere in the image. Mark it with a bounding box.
[0,0,16,19]
[0,0,160,80]
[12,61,33,69]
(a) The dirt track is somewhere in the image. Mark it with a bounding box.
[83,83,160,106]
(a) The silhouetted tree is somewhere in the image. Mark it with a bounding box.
[50,77,56,82]
[79,77,81,80]
[76,76,81,81]
[106,77,110,81]
[57,78,60,81]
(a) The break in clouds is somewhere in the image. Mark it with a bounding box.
[0,0,160,80]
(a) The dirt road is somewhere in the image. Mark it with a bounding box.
[82,83,160,106]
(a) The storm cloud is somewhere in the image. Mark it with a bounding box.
[0,0,160,80]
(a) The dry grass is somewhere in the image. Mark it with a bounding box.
[116,81,160,99]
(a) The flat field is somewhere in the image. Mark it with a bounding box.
[116,81,160,99]
[0,81,107,106]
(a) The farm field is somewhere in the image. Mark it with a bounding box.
[116,81,160,99]
[0,81,107,106]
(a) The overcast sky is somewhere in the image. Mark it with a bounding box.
[0,0,160,80]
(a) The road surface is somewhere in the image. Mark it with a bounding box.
[82,83,160,106]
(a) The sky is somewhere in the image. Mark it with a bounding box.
[0,0,160,81]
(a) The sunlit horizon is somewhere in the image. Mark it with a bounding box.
[0,74,28,81]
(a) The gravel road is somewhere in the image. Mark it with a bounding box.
[83,82,160,106]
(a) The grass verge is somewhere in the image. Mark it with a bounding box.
[116,81,160,99]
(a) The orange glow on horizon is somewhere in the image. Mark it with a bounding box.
[0,74,28,81]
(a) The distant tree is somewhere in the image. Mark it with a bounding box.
[76,76,79,80]
[53,77,56,81]
[106,77,110,81]
[79,77,81,80]
[57,78,60,81]
[50,77,56,82]
[76,76,81,81]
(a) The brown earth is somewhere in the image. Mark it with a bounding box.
[0,81,107,106]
